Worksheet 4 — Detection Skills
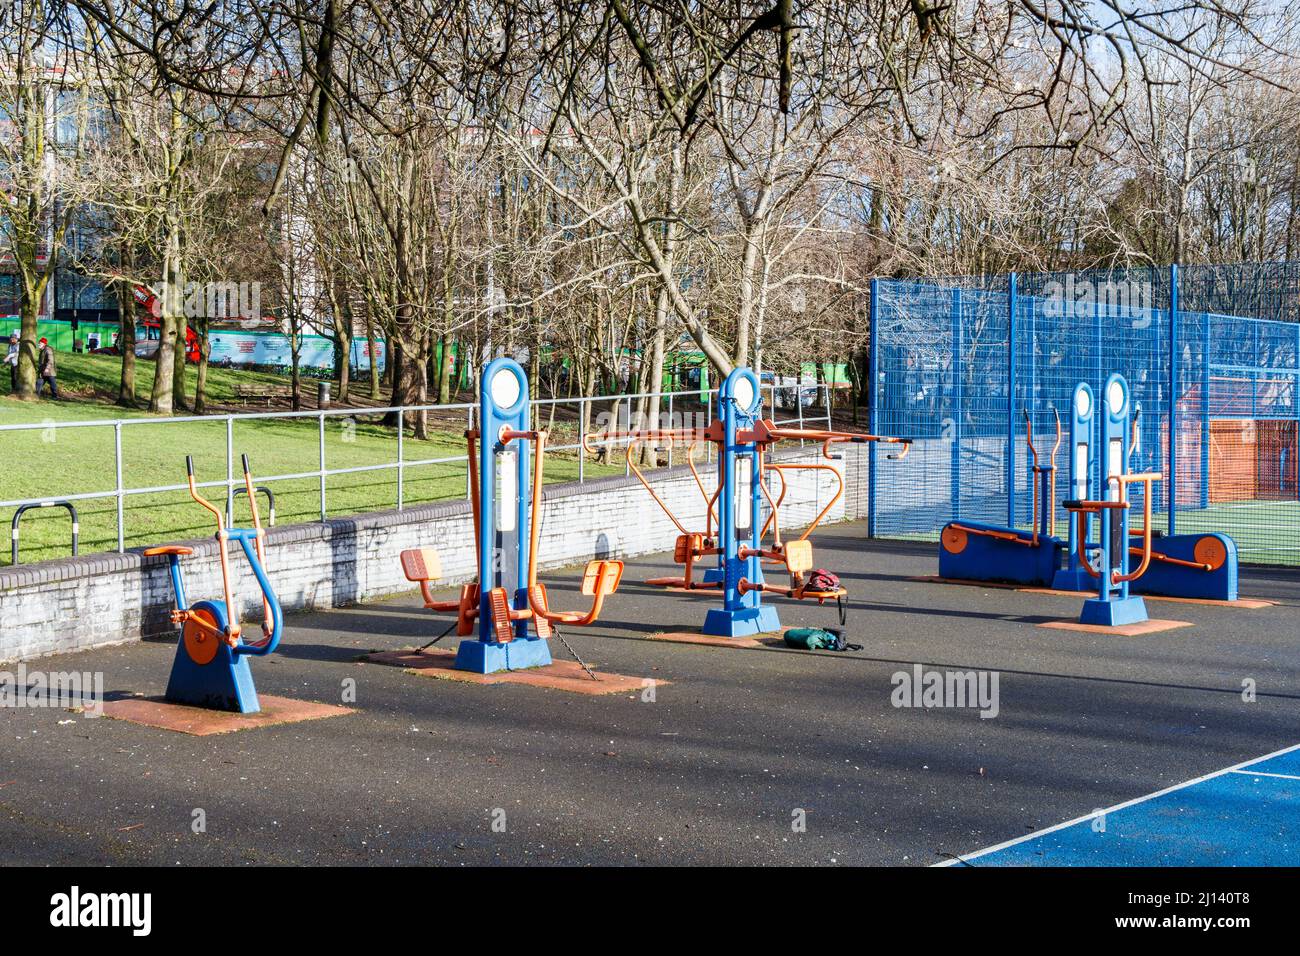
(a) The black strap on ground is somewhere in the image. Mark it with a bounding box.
[552,625,599,681]
[417,619,458,652]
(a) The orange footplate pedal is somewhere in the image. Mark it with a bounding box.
[487,587,515,643]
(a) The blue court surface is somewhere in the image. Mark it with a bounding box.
[941,744,1300,866]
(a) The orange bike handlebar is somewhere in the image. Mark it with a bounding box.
[184,456,239,645]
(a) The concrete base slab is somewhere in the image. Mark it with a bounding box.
[100,695,353,736]
[648,630,786,649]
[1037,618,1194,637]
[918,576,1273,609]
[366,647,664,696]
[1021,587,1272,609]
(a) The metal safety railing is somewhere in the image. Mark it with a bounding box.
[0,378,837,563]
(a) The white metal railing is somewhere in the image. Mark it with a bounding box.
[0,380,836,562]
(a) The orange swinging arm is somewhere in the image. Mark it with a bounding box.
[522,430,623,626]
[178,457,240,647]
[1024,408,1062,545]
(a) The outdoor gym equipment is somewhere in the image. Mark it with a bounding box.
[939,376,1240,602]
[938,408,1063,586]
[1059,373,1161,626]
[400,357,623,675]
[146,455,282,712]
[589,367,912,638]
[624,405,725,590]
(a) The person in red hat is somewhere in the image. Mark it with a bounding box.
[36,337,59,399]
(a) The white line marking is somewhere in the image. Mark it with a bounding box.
[935,741,1300,867]
[1229,769,1300,782]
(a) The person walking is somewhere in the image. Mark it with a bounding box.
[4,332,17,394]
[36,337,59,399]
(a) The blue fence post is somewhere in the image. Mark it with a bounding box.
[1200,309,1210,510]
[1169,263,1180,534]
[951,287,963,520]
[1007,272,1018,527]
[868,278,879,537]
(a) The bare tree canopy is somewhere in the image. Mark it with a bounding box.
[1,0,1296,409]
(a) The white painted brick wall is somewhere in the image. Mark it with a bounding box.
[0,445,865,663]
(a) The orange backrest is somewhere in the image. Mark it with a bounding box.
[673,533,704,564]
[783,540,814,575]
[580,559,624,596]
[400,548,442,582]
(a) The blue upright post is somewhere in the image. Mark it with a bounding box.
[1199,309,1210,511]
[1169,263,1180,534]
[1052,382,1095,592]
[1007,273,1018,527]
[454,357,553,674]
[702,368,782,638]
[868,278,879,538]
[951,287,963,520]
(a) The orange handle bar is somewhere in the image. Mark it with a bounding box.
[184,456,240,645]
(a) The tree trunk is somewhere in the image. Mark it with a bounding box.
[193,319,210,414]
[116,288,138,407]
[290,317,303,411]
[172,312,189,411]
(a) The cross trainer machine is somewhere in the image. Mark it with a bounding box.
[589,367,912,637]
[145,455,283,712]
[939,374,1239,602]
[1059,373,1161,625]
[399,358,624,675]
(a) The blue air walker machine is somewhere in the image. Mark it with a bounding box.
[939,373,1239,616]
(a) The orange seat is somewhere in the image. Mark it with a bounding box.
[144,546,193,557]
[399,547,442,582]
[782,540,814,575]
[580,559,624,596]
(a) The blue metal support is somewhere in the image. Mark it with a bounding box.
[702,368,781,637]
[1051,382,1096,592]
[455,357,553,674]
[950,288,963,520]
[867,278,879,538]
[1007,273,1018,527]
[1200,307,1210,510]
[1169,263,1180,533]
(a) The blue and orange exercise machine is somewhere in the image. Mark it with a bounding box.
[146,455,282,712]
[939,373,1239,607]
[590,367,911,638]
[399,358,624,675]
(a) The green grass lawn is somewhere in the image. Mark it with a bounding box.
[0,352,622,565]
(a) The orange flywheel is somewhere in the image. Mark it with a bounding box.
[941,526,968,555]
[183,608,221,666]
[1193,536,1227,572]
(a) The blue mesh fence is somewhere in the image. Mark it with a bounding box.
[870,263,1300,564]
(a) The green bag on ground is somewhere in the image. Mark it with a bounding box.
[783,627,862,652]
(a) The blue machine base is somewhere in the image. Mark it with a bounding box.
[164,600,261,713]
[1051,567,1095,592]
[701,604,782,638]
[1133,533,1238,602]
[454,636,553,674]
[701,567,725,585]
[938,522,1061,587]
[1079,595,1149,627]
